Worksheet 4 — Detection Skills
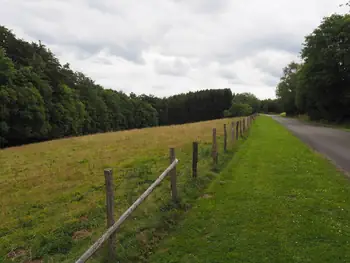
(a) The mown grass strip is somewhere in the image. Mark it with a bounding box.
[150,116,350,263]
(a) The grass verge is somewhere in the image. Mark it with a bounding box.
[295,114,350,132]
[0,117,246,263]
[150,116,350,263]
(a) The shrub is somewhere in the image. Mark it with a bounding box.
[280,112,287,117]
[224,103,253,117]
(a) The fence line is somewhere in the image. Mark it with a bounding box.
[75,114,258,262]
[76,159,179,263]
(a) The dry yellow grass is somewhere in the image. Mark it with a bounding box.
[0,117,238,262]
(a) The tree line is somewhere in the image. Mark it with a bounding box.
[222,92,282,117]
[276,13,350,123]
[0,26,234,148]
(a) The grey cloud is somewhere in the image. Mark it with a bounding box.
[154,58,190,76]
[219,69,235,79]
[249,32,303,53]
[173,0,229,14]
[213,33,302,64]
[218,69,249,86]
[26,28,146,63]
[246,34,302,55]
[262,75,279,86]
[152,85,166,90]
[92,57,114,65]
[1,0,344,99]
[85,0,115,14]
[73,41,146,64]
[254,59,283,79]
[229,79,249,86]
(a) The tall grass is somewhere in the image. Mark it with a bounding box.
[0,118,243,262]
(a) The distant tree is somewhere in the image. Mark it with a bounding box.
[260,99,281,113]
[139,94,168,125]
[151,89,233,125]
[223,92,259,117]
[226,103,252,117]
[231,92,260,113]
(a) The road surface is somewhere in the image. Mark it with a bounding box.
[271,116,350,174]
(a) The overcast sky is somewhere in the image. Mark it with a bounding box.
[1,0,347,99]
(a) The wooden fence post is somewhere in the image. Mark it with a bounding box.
[236,121,239,140]
[212,128,218,165]
[231,121,235,145]
[224,124,227,152]
[243,118,246,133]
[104,169,116,262]
[192,142,198,178]
[169,148,178,202]
[240,120,243,137]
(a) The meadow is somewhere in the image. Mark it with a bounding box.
[0,117,242,262]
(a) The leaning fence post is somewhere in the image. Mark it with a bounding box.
[169,148,178,202]
[192,142,198,178]
[212,128,218,165]
[104,169,116,262]
[224,124,227,152]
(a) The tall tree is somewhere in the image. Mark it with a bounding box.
[297,14,350,121]
[276,62,300,115]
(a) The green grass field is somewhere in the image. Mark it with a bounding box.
[0,118,245,263]
[150,116,350,263]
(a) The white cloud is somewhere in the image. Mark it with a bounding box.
[0,0,347,99]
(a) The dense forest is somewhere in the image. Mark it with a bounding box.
[0,26,233,148]
[276,13,350,123]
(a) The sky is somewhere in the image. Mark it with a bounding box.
[1,0,347,99]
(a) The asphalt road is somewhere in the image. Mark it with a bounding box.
[271,115,350,174]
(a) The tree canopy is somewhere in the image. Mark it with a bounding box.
[276,14,350,122]
[0,26,234,148]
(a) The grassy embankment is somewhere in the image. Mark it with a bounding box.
[0,117,246,263]
[150,116,350,263]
